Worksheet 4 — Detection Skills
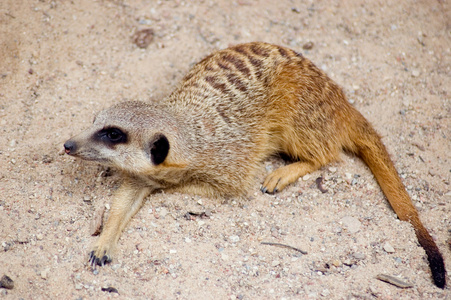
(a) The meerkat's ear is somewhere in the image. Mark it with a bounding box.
[148,134,170,165]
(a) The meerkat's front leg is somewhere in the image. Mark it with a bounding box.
[89,177,151,266]
[261,161,319,194]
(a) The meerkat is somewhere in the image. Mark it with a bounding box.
[64,42,446,288]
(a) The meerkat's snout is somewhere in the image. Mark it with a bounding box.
[64,140,77,155]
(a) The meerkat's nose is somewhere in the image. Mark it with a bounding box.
[64,140,77,155]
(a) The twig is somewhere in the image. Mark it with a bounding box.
[376,274,413,288]
[261,242,307,255]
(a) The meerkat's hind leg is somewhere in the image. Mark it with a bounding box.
[89,178,151,267]
[261,161,319,194]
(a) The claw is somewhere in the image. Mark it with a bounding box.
[89,251,95,266]
[88,250,112,267]
[261,185,278,194]
[261,177,281,194]
[100,255,110,267]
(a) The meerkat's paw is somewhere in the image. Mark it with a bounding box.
[261,162,318,194]
[89,244,114,267]
[261,167,297,193]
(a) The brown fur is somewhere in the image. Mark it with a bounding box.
[64,42,446,288]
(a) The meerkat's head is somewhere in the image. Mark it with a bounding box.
[64,101,187,175]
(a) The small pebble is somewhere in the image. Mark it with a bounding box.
[383,243,395,253]
[353,252,366,260]
[341,216,361,233]
[411,69,420,77]
[159,207,168,218]
[229,235,240,243]
[331,259,341,267]
[0,275,14,290]
[302,41,314,50]
[271,260,280,267]
[17,232,28,243]
[302,174,311,181]
[40,268,49,280]
[343,259,352,266]
[133,29,154,49]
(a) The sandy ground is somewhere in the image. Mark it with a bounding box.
[1,0,450,299]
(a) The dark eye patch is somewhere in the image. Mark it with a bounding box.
[96,127,128,145]
[148,134,170,165]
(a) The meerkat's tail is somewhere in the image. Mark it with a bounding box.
[348,113,446,288]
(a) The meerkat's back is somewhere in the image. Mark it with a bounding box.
[165,43,354,189]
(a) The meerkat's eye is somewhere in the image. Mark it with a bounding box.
[98,128,127,144]
[106,129,122,141]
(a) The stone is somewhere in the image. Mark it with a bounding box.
[229,235,240,243]
[383,243,395,253]
[340,216,361,233]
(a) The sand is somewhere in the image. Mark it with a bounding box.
[0,0,450,298]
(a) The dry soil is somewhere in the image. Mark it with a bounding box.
[0,0,450,299]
